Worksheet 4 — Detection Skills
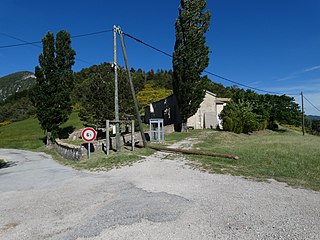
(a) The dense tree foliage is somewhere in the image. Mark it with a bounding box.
[172,0,211,131]
[305,117,320,135]
[72,64,175,125]
[31,31,76,142]
[221,89,302,134]
[137,81,173,107]
[72,63,136,126]
[0,90,35,123]
[204,77,233,98]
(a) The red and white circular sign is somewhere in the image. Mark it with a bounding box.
[81,127,97,143]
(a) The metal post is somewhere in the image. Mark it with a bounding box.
[106,120,110,155]
[88,142,91,159]
[301,91,305,135]
[118,29,147,147]
[113,26,121,151]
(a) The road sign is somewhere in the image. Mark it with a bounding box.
[81,127,97,143]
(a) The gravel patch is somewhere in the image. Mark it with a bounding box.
[0,148,319,240]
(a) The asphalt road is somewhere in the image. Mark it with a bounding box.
[0,149,319,240]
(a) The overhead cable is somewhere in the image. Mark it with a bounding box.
[122,31,299,96]
[0,29,112,49]
[304,95,320,113]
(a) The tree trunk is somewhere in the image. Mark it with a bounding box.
[46,131,52,146]
[181,121,188,132]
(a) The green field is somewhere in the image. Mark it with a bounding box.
[0,112,83,150]
[188,129,320,191]
[0,113,154,170]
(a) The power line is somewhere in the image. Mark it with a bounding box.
[123,32,173,58]
[203,70,283,95]
[0,29,113,49]
[122,31,300,96]
[304,95,320,113]
[71,29,113,39]
[0,30,113,65]
[0,32,42,48]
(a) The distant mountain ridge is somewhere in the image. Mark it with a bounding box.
[0,71,36,101]
[307,115,320,120]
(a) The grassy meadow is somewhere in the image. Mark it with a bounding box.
[0,112,83,150]
[0,112,154,170]
[187,129,320,191]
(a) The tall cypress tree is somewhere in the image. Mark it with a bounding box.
[32,31,76,144]
[173,0,211,131]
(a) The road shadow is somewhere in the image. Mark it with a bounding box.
[0,161,17,169]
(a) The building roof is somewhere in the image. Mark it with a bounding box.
[216,98,231,104]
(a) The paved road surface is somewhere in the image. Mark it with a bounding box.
[0,149,319,240]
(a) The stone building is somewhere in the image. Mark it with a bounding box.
[144,90,230,131]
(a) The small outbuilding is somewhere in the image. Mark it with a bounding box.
[144,90,230,131]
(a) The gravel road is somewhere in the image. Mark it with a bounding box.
[0,148,319,240]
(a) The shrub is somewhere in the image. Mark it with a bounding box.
[222,116,233,131]
[221,100,259,134]
[258,119,268,130]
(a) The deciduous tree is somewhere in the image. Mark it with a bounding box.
[172,0,211,131]
[31,31,76,144]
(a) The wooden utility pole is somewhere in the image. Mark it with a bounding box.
[106,120,110,155]
[118,29,147,147]
[301,91,305,135]
[113,26,121,150]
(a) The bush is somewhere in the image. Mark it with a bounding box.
[221,100,259,134]
[258,119,268,130]
[222,116,233,131]
[233,121,244,134]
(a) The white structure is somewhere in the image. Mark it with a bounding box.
[187,91,230,129]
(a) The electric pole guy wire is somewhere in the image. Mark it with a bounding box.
[119,28,147,147]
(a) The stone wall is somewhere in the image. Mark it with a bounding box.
[54,139,85,161]
[55,131,142,160]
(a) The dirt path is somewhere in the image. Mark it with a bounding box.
[0,146,319,240]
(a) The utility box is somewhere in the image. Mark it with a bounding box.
[149,118,164,143]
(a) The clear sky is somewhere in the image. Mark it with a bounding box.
[1,0,320,115]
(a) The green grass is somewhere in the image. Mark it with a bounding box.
[0,116,44,149]
[0,112,155,171]
[162,129,204,145]
[188,129,320,191]
[0,112,83,150]
[60,111,84,131]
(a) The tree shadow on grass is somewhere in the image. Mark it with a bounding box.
[39,136,47,145]
[58,126,76,139]
[273,129,288,133]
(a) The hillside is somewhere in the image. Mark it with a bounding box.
[307,115,320,120]
[0,71,36,101]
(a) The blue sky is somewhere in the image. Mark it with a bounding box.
[1,0,320,115]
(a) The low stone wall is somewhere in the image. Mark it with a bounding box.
[55,131,143,161]
[54,139,84,161]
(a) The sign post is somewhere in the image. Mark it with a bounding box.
[81,127,97,159]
